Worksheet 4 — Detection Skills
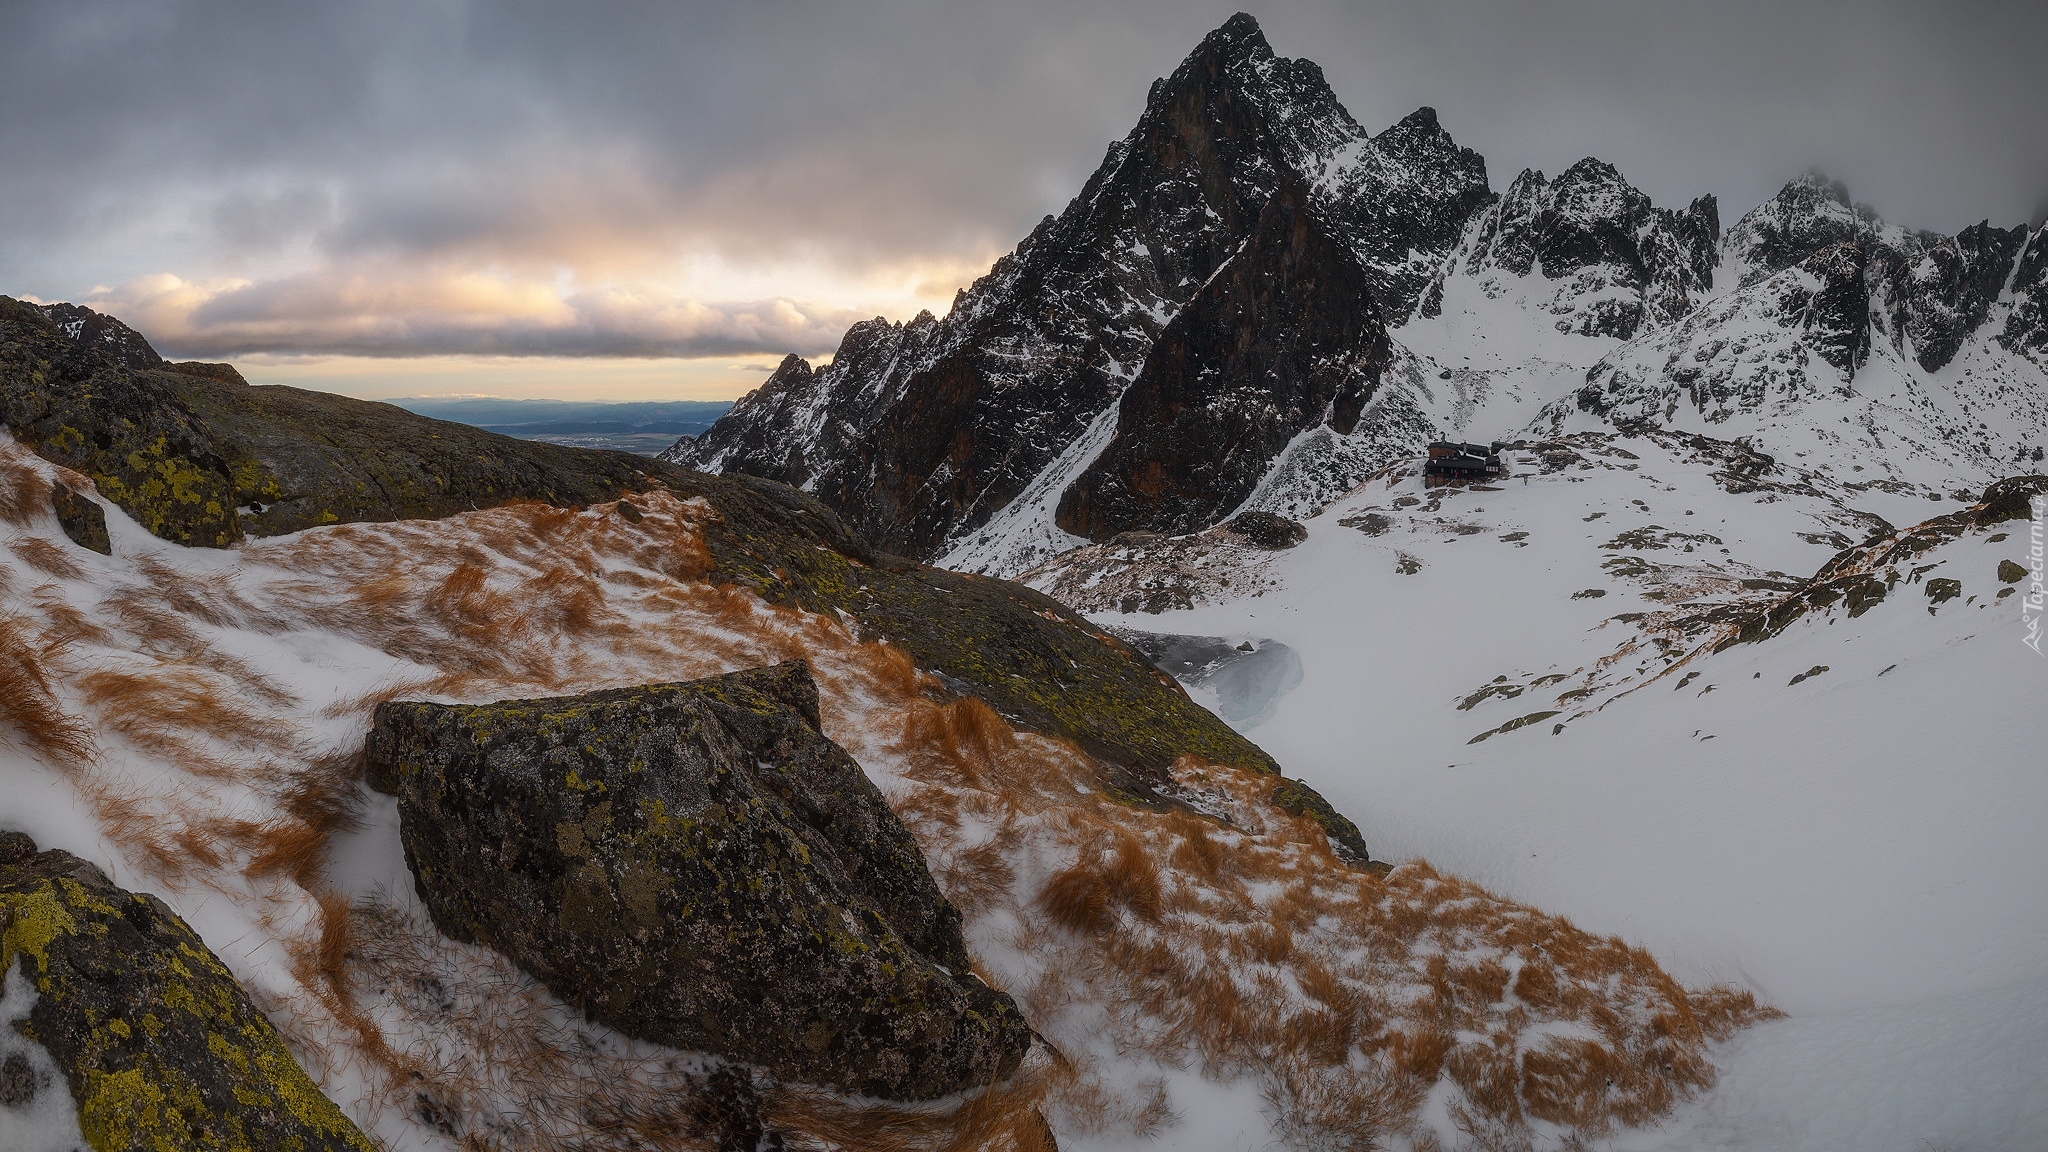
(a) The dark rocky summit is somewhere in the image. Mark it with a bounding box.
[364,662,1032,1100]
[1058,176,1392,538]
[0,831,375,1151]
[673,13,1494,560]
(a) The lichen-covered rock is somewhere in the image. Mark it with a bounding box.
[49,485,109,556]
[0,832,375,1152]
[363,662,1033,1100]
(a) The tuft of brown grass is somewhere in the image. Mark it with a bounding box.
[0,465,51,527]
[9,535,85,579]
[0,615,95,766]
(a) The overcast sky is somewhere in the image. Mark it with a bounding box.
[4,0,2044,400]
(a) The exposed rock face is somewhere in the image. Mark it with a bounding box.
[1787,242,1872,376]
[1319,106,1491,318]
[2000,224,2048,366]
[363,662,1033,1101]
[1542,175,2048,481]
[673,13,1492,560]
[0,832,375,1151]
[1425,159,1718,338]
[1058,177,1392,538]
[1719,174,2036,372]
[1893,220,2030,371]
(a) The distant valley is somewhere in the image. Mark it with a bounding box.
[393,395,732,455]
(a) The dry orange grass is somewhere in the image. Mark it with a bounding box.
[0,614,95,766]
[0,464,50,527]
[8,534,85,579]
[0,460,1777,1151]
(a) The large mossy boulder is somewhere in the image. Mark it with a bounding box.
[0,832,374,1152]
[363,661,1032,1100]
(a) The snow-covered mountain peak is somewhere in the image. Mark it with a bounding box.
[1720,170,1931,289]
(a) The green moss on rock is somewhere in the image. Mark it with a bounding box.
[1269,779,1372,866]
[0,832,373,1152]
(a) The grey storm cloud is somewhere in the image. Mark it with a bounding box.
[4,0,2045,360]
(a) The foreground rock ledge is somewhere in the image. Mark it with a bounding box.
[364,661,1032,1101]
[0,832,375,1151]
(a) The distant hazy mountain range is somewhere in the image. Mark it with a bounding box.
[394,396,732,455]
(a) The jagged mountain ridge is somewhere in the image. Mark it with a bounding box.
[671,13,1499,558]
[679,15,2044,573]
[1548,177,2048,512]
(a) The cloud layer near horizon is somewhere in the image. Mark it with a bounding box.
[6,0,2044,371]
[75,272,864,360]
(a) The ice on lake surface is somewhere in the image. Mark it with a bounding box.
[1109,627,1304,729]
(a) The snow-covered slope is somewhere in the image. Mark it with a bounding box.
[1037,435,2048,1150]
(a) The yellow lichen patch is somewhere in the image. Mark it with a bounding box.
[1,883,80,973]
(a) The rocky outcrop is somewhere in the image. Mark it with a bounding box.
[1223,511,1307,549]
[363,662,1033,1101]
[31,302,165,371]
[673,14,1493,560]
[1057,177,1392,538]
[0,832,375,1151]
[0,297,660,545]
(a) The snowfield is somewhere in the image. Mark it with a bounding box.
[1045,438,2048,1150]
